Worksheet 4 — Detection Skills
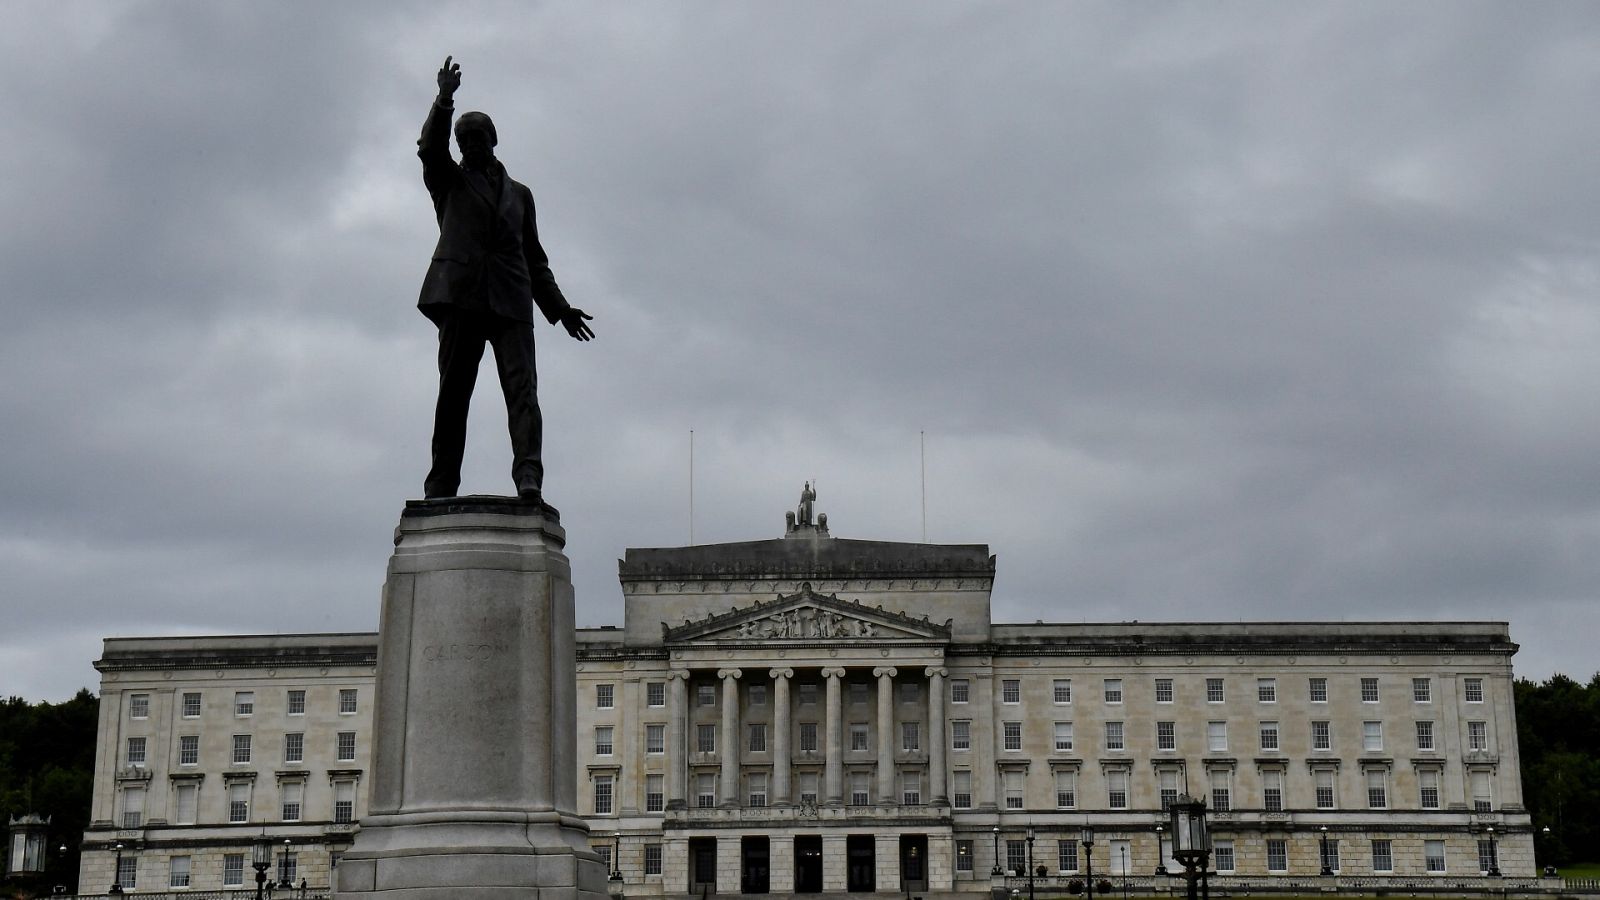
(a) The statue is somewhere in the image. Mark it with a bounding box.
[417,57,595,503]
[797,482,816,526]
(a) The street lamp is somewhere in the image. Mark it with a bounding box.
[905,844,919,900]
[1319,826,1332,876]
[109,842,125,894]
[1168,794,1211,900]
[1155,825,1167,876]
[1485,826,1501,877]
[992,826,1003,876]
[279,837,294,889]
[252,832,273,900]
[1081,827,1096,900]
[610,831,623,882]
[1120,845,1129,900]
[1026,828,1036,900]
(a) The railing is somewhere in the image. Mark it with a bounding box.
[66,890,330,900]
[1000,873,1583,896]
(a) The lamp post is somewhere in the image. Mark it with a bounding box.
[1485,826,1501,877]
[1081,827,1095,900]
[252,832,273,900]
[109,842,125,894]
[1155,825,1167,876]
[1120,845,1129,900]
[993,826,1003,877]
[1168,794,1211,900]
[905,844,919,900]
[279,837,294,889]
[611,831,623,882]
[1026,828,1036,900]
[1319,826,1332,876]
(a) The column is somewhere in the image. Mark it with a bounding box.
[770,837,796,893]
[770,668,794,805]
[718,668,741,807]
[715,834,742,895]
[875,666,899,804]
[926,666,947,804]
[821,834,849,892]
[666,670,689,809]
[822,668,846,805]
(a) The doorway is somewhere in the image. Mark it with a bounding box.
[794,835,823,893]
[690,837,717,893]
[847,835,876,892]
[900,834,928,893]
[741,836,770,894]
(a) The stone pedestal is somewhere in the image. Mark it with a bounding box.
[336,497,608,900]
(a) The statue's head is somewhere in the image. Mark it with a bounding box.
[454,111,498,165]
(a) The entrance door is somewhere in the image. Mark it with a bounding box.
[900,834,928,893]
[847,835,876,892]
[690,837,717,893]
[742,837,770,894]
[794,835,823,893]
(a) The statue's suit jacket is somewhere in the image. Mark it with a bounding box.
[416,100,571,327]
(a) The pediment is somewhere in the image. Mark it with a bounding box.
[662,582,951,643]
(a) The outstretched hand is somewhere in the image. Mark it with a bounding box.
[561,308,596,341]
[437,55,461,98]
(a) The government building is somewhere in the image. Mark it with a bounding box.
[79,495,1532,894]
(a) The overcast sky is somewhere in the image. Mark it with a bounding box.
[3,2,1598,701]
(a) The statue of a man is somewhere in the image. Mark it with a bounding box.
[417,56,595,502]
[797,481,816,526]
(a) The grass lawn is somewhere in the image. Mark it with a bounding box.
[1559,863,1600,879]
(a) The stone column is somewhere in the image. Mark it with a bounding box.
[715,835,742,895]
[874,833,902,893]
[874,666,899,804]
[666,670,689,810]
[770,668,794,805]
[821,668,846,805]
[718,668,741,807]
[821,834,849,892]
[336,497,607,900]
[926,666,948,804]
[769,836,796,893]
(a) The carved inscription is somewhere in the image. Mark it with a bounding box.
[420,642,508,662]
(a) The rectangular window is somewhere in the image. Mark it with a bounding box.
[953,770,973,809]
[1312,720,1331,750]
[952,720,971,751]
[799,722,818,752]
[334,779,355,823]
[1315,768,1336,809]
[901,770,921,805]
[1361,677,1380,703]
[1004,770,1024,809]
[798,682,818,705]
[749,684,767,706]
[1263,769,1284,812]
[1007,840,1027,876]
[1309,677,1328,703]
[901,721,920,751]
[1363,721,1383,752]
[1372,839,1393,873]
[1266,839,1287,873]
[1321,839,1340,874]
[126,736,147,766]
[644,843,663,876]
[1206,678,1225,702]
[697,724,716,753]
[232,734,252,764]
[1107,769,1129,809]
[336,688,357,714]
[1419,768,1440,809]
[1478,839,1499,873]
[116,855,138,889]
[595,726,614,756]
[1209,768,1231,811]
[644,774,664,812]
[595,846,612,870]
[1002,679,1021,704]
[1366,769,1388,808]
[1413,677,1432,702]
[1004,721,1023,751]
[1425,840,1446,873]
[1257,678,1277,703]
[1054,679,1073,703]
[129,694,149,719]
[1259,721,1279,751]
[1464,677,1485,702]
[596,684,614,709]
[749,723,767,752]
[182,692,202,717]
[851,772,870,806]
[121,786,145,829]
[646,724,665,754]
[1416,720,1435,751]
[951,679,970,703]
[1105,721,1124,751]
[1207,721,1227,752]
[696,773,716,808]
[1055,721,1075,752]
[337,731,357,762]
[1472,770,1493,812]
[235,691,254,716]
[1159,768,1179,810]
[169,855,191,888]
[281,853,297,884]
[1057,840,1079,873]
[286,689,305,716]
[281,780,303,822]
[1103,679,1123,703]
[1054,769,1077,808]
[647,681,665,707]
[850,723,869,751]
[224,854,245,887]
[593,774,613,814]
[799,772,818,805]
[1468,720,1489,751]
[174,783,198,825]
[228,781,250,823]
[850,682,869,705]
[1213,840,1235,874]
[749,772,768,807]
[899,682,919,704]
[697,683,716,706]
[1155,678,1173,703]
[957,839,975,873]
[284,732,304,764]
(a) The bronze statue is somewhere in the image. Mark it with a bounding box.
[417,56,594,502]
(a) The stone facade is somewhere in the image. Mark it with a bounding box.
[79,501,1532,895]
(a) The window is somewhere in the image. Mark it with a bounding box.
[128,694,149,719]
[1259,721,1279,751]
[228,781,250,823]
[1468,720,1489,751]
[1309,677,1328,703]
[1314,768,1336,809]
[1464,677,1485,702]
[1425,840,1446,873]
[1371,839,1393,873]
[850,723,869,751]
[646,774,664,812]
[1361,677,1380,703]
[1419,768,1440,809]
[951,679,970,703]
[235,691,254,716]
[121,786,145,828]
[1107,768,1129,809]
[798,682,818,705]
[1266,839,1287,873]
[286,689,305,716]
[284,732,303,764]
[182,692,202,717]
[1416,720,1435,751]
[696,773,716,808]
[1105,721,1124,751]
[1155,678,1173,703]
[1208,768,1231,811]
[593,774,614,814]
[749,684,767,706]
[901,721,920,751]
[697,724,716,753]
[337,731,357,762]
[1004,770,1024,809]
[644,844,663,876]
[333,688,356,714]
[280,852,297,885]
[901,770,921,805]
[281,780,303,821]
[1312,720,1331,751]
[333,779,355,823]
[1055,768,1078,808]
[748,772,768,807]
[956,839,975,873]
[647,682,665,707]
[1320,839,1340,874]
[126,736,147,767]
[749,723,767,752]
[1207,721,1227,752]
[1004,721,1023,751]
[117,854,138,889]
[952,720,971,751]
[799,772,818,805]
[646,724,665,754]
[1365,769,1388,808]
[1362,721,1383,752]
[1213,840,1235,874]
[596,846,612,870]
[595,726,614,756]
[1263,769,1284,812]
[224,854,246,887]
[799,722,817,752]
[899,682,919,704]
[1007,840,1027,876]
[1206,678,1224,702]
[232,734,252,764]
[1478,839,1499,873]
[697,683,716,706]
[174,782,197,824]
[1257,678,1277,703]
[850,682,869,705]
[1002,679,1021,704]
[1158,768,1179,810]
[953,770,973,809]
[1103,679,1123,703]
[169,855,191,888]
[1054,679,1073,703]
[1413,678,1432,702]
[1055,721,1075,752]
[1471,770,1493,812]
[596,684,614,709]
[1057,840,1079,873]
[850,772,870,806]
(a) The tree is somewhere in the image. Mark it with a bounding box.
[0,690,98,896]
[1516,674,1600,866]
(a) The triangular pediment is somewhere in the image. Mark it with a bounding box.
[662,583,951,643]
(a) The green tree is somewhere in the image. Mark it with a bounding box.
[0,690,98,896]
[1516,673,1600,867]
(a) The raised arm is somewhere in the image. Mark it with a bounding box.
[419,56,461,212]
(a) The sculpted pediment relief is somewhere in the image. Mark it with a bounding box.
[662,582,951,643]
